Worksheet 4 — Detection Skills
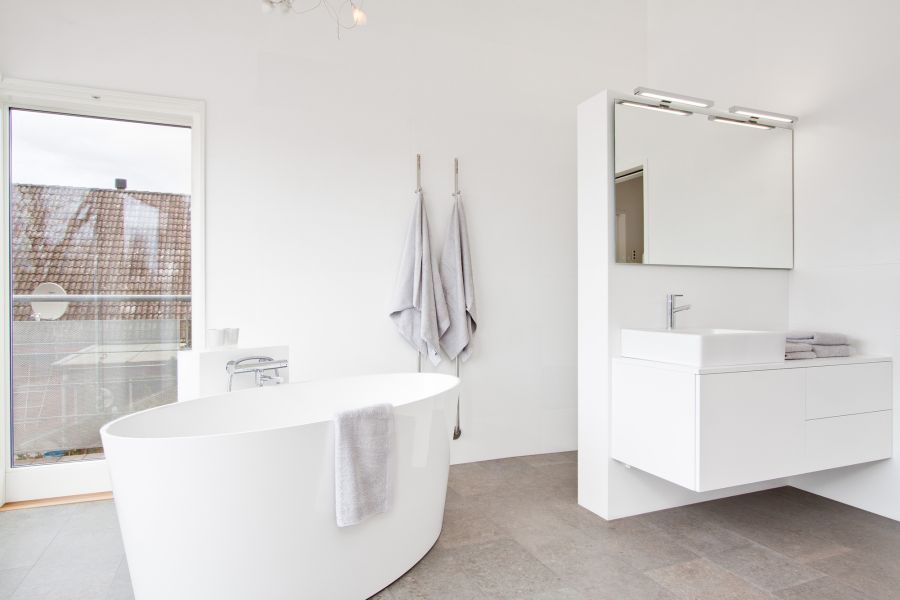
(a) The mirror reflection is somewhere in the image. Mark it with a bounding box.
[614,101,793,269]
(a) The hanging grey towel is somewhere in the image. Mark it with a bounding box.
[439,194,478,362]
[389,191,450,366]
[334,403,395,527]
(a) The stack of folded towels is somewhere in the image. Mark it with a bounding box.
[785,332,852,360]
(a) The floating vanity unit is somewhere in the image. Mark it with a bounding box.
[612,352,893,492]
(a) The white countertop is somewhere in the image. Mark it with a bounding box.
[613,354,892,375]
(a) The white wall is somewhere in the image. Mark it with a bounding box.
[647,0,900,520]
[0,0,646,465]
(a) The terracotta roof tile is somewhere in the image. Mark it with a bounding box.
[11,184,192,322]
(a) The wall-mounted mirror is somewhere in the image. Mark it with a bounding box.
[614,102,794,269]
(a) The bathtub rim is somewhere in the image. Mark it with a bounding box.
[100,372,459,443]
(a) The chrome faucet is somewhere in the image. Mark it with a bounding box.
[666,293,691,330]
[225,356,288,391]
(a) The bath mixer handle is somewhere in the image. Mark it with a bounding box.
[226,356,288,391]
[256,372,284,387]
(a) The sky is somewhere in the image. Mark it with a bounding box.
[10,109,192,195]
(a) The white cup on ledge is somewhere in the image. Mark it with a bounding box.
[223,328,240,347]
[206,329,225,348]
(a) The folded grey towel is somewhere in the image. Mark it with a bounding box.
[786,332,849,346]
[812,344,851,358]
[786,351,816,360]
[785,342,813,353]
[334,403,395,528]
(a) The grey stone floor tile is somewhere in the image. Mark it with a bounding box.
[448,458,553,499]
[437,503,508,549]
[581,518,700,572]
[646,558,775,600]
[532,463,578,501]
[546,498,609,530]
[442,486,466,511]
[638,505,753,556]
[60,502,120,535]
[521,526,677,598]
[0,504,77,570]
[520,451,577,467]
[697,499,850,562]
[5,459,900,600]
[510,586,587,599]
[457,538,562,599]
[729,487,900,556]
[382,542,487,599]
[775,576,873,600]
[475,457,541,479]
[104,559,133,600]
[705,543,825,592]
[0,567,30,600]
[11,527,124,600]
[806,547,900,600]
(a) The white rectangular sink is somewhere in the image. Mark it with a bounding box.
[621,328,785,367]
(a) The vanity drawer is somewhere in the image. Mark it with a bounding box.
[805,362,892,420]
[697,369,805,492]
[805,410,892,472]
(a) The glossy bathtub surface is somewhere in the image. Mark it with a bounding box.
[101,372,459,600]
[103,372,460,439]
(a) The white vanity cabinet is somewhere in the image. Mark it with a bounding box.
[611,356,893,492]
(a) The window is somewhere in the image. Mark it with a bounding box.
[1,78,204,500]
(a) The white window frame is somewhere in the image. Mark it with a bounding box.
[0,76,206,504]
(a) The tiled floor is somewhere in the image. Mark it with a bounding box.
[3,452,900,599]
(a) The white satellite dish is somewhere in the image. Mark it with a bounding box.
[31,282,69,321]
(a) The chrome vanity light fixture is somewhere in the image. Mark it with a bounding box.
[729,106,798,124]
[633,87,714,108]
[618,100,692,116]
[708,115,775,130]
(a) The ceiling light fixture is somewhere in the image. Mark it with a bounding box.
[261,0,367,37]
[633,87,714,108]
[618,100,692,116]
[351,2,367,25]
[729,106,797,124]
[708,115,774,130]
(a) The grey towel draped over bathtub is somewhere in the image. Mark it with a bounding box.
[334,403,396,527]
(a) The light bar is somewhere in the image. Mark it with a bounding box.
[618,100,692,116]
[729,106,797,124]
[634,87,714,108]
[708,116,774,130]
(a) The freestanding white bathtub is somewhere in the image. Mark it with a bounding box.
[101,373,459,600]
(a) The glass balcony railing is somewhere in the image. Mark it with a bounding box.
[10,296,190,467]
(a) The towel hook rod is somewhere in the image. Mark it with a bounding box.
[415,153,423,374]
[453,357,462,440]
[451,155,463,441]
[416,154,422,192]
